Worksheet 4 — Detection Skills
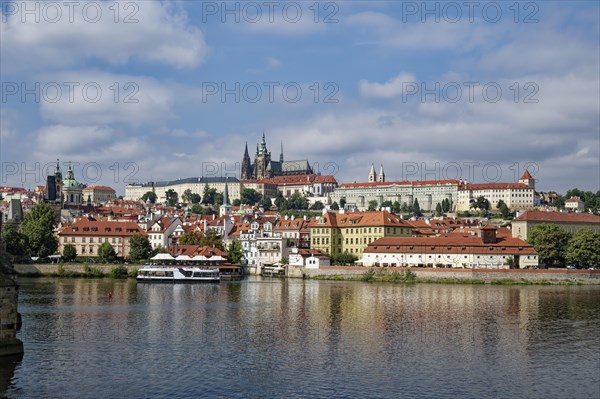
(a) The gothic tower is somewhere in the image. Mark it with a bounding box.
[253,131,272,179]
[368,163,377,183]
[378,165,385,182]
[241,142,253,180]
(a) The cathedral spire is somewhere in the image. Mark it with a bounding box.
[378,164,385,182]
[223,180,230,205]
[55,159,62,178]
[368,163,377,183]
[280,142,284,163]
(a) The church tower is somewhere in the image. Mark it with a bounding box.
[253,131,272,179]
[241,142,253,180]
[280,142,284,164]
[519,169,535,190]
[368,164,377,183]
[378,165,385,182]
[54,159,63,203]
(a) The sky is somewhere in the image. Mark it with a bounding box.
[1,0,599,195]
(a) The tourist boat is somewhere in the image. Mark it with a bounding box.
[136,265,220,283]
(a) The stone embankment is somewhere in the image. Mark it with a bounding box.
[288,266,600,284]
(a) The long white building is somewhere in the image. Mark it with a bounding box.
[125,177,241,203]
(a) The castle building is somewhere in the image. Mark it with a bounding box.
[62,162,85,205]
[240,133,313,180]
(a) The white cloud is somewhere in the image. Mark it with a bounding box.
[267,57,282,68]
[346,11,496,51]
[0,108,17,140]
[0,1,206,72]
[37,70,177,127]
[358,72,417,98]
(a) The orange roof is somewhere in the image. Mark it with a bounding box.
[514,210,600,223]
[565,197,583,203]
[311,211,411,228]
[83,186,116,192]
[520,170,534,180]
[339,179,459,189]
[59,219,146,237]
[461,183,530,190]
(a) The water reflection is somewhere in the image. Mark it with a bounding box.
[4,278,600,399]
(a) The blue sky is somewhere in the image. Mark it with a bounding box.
[1,1,599,195]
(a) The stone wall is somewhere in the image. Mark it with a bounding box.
[0,274,23,357]
[14,263,139,276]
[296,266,600,284]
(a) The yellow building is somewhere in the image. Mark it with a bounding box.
[310,210,412,256]
[512,210,600,239]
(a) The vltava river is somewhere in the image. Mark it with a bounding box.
[2,277,599,398]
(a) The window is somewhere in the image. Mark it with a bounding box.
[82,237,86,243]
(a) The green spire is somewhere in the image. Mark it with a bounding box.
[223,181,230,205]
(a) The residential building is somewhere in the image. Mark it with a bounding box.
[147,216,182,249]
[125,176,241,203]
[565,197,585,212]
[288,247,330,268]
[310,210,413,256]
[330,173,459,211]
[456,170,536,211]
[359,226,538,269]
[512,210,600,239]
[58,218,147,258]
[82,186,117,205]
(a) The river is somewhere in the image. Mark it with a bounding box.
[2,277,599,398]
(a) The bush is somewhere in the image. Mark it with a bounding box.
[111,265,129,279]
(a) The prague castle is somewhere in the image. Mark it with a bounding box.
[241,133,313,180]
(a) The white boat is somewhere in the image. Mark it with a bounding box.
[136,265,220,283]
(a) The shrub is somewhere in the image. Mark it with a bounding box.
[111,265,129,279]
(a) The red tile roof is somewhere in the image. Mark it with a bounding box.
[339,180,460,189]
[514,210,600,223]
[83,186,116,192]
[311,211,411,228]
[460,183,530,190]
[520,170,534,180]
[59,219,146,237]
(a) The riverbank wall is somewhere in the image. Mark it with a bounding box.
[0,270,23,357]
[288,266,600,284]
[14,264,139,277]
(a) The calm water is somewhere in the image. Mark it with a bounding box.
[1,277,599,399]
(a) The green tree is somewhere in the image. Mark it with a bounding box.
[214,192,224,206]
[190,193,201,204]
[528,224,571,267]
[496,200,511,219]
[98,241,117,263]
[2,224,30,257]
[181,189,193,204]
[565,229,600,268]
[435,203,443,216]
[392,201,401,214]
[62,244,77,262]
[241,188,262,205]
[199,230,225,250]
[274,192,287,210]
[141,191,157,204]
[202,185,218,205]
[165,189,178,207]
[413,198,421,216]
[400,202,409,213]
[190,204,203,214]
[310,201,324,210]
[128,234,153,261]
[21,202,58,257]
[367,200,378,211]
[470,196,490,215]
[339,198,346,209]
[330,201,339,210]
[227,240,244,264]
[260,197,272,209]
[381,200,393,209]
[331,252,358,266]
[179,231,203,245]
[232,199,242,207]
[287,192,309,210]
